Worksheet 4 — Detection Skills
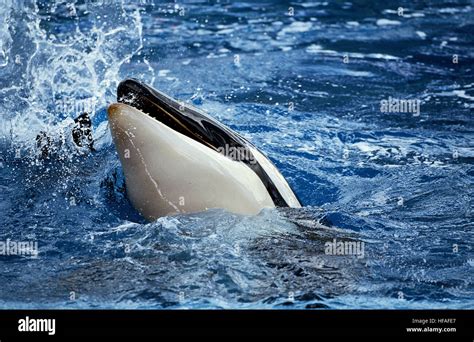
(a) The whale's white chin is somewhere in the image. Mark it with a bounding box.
[108,103,275,220]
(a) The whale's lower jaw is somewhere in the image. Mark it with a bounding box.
[108,103,276,220]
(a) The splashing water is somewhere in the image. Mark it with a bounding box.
[0,0,473,309]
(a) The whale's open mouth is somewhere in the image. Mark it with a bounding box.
[112,79,300,208]
[117,78,244,153]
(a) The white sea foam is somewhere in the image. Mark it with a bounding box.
[278,21,313,35]
[346,21,360,27]
[416,31,427,39]
[306,44,398,60]
[158,69,171,77]
[376,19,401,26]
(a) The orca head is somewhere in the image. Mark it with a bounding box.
[108,79,300,220]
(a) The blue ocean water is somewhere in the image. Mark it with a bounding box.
[0,0,473,309]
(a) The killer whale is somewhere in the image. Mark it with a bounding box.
[108,79,301,220]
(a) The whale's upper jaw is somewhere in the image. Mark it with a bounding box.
[114,78,301,209]
[117,78,245,154]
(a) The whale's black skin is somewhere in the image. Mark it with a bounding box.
[117,78,301,207]
[36,112,94,158]
[72,112,94,151]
